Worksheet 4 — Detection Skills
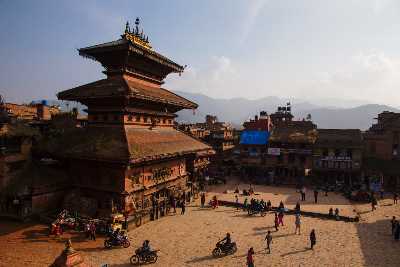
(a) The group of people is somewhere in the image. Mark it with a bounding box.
[244,198,272,213]
[84,221,97,240]
[246,228,317,267]
[299,186,326,204]
[328,207,340,220]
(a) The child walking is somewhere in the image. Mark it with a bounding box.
[274,212,279,231]
[310,229,316,249]
[295,213,301,235]
[265,231,273,254]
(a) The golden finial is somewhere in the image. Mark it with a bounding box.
[122,18,152,50]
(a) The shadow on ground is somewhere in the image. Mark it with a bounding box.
[356,218,400,267]
[185,254,217,264]
[0,220,37,236]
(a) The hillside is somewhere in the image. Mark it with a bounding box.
[174,92,400,130]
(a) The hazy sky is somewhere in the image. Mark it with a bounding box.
[1,0,400,106]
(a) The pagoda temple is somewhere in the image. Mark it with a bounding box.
[51,18,213,219]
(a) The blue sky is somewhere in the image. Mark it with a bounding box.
[1,0,400,107]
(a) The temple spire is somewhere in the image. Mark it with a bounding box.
[135,17,140,35]
[121,18,152,50]
[125,21,130,33]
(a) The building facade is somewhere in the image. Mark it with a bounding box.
[267,106,317,185]
[313,129,363,186]
[363,111,400,191]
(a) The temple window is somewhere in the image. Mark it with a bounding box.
[136,116,141,122]
[163,119,166,124]
[144,117,148,123]
[168,119,172,124]
[127,115,133,121]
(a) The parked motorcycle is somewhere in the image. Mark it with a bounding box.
[130,248,158,265]
[104,235,130,249]
[212,241,237,257]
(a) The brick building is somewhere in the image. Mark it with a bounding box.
[5,102,60,121]
[313,129,363,186]
[267,107,317,185]
[36,19,214,220]
[237,111,272,182]
[179,115,234,178]
[363,111,400,191]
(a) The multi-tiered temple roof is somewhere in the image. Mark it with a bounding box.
[52,18,213,163]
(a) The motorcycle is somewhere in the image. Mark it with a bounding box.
[130,248,158,265]
[212,241,237,257]
[104,235,130,249]
[247,203,267,216]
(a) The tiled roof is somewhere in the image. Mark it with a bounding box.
[78,38,183,72]
[270,122,317,144]
[316,129,362,147]
[125,127,213,163]
[57,76,197,110]
[37,126,213,163]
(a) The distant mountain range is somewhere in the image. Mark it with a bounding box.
[36,93,400,130]
[173,91,400,130]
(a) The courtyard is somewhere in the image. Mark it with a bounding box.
[1,182,399,267]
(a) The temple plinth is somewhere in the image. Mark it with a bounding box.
[50,240,90,267]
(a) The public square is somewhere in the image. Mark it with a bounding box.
[1,182,399,267]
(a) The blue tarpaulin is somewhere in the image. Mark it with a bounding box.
[240,130,270,145]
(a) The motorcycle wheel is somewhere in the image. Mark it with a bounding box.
[123,240,131,248]
[230,244,237,254]
[212,247,222,257]
[104,240,112,249]
[130,255,139,265]
[148,253,158,263]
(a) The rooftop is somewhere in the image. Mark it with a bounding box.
[315,129,363,148]
[57,75,197,111]
[36,125,213,164]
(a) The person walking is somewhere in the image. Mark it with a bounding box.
[274,212,279,231]
[200,193,206,208]
[295,202,301,213]
[391,216,397,236]
[247,247,255,267]
[172,196,176,213]
[243,198,248,211]
[235,195,239,210]
[301,186,306,201]
[278,210,284,226]
[265,231,273,254]
[85,222,90,239]
[394,192,398,204]
[89,222,96,241]
[181,200,186,215]
[310,229,316,249]
[371,197,377,211]
[313,189,319,204]
[295,213,301,235]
